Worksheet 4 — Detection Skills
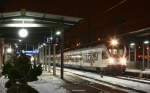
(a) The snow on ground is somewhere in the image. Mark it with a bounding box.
[0,72,68,93]
[63,68,150,93]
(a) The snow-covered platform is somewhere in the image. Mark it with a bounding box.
[126,69,150,78]
[126,69,150,74]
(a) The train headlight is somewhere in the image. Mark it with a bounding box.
[109,57,115,64]
[120,57,126,65]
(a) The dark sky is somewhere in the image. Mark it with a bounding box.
[0,0,150,47]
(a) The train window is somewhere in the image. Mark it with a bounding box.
[102,51,108,59]
[92,52,98,61]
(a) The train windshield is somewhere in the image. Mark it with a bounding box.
[108,45,125,57]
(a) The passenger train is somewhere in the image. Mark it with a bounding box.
[56,44,127,74]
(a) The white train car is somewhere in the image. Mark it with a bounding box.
[56,44,127,74]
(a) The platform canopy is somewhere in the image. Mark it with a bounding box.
[0,10,83,46]
[121,27,150,42]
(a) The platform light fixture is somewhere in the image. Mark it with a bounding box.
[130,42,135,46]
[6,23,40,27]
[144,40,149,44]
[7,18,40,27]
[41,45,43,47]
[7,47,12,53]
[22,50,25,53]
[56,30,61,36]
[15,43,18,48]
[43,43,46,46]
[50,37,53,40]
[18,28,28,38]
[19,39,22,42]
[12,18,35,22]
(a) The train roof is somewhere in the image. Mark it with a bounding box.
[64,44,107,55]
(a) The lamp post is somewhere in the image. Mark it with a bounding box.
[53,43,56,76]
[56,29,64,79]
[47,33,53,73]
[48,43,51,72]
[60,30,64,79]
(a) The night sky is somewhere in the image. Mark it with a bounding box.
[0,0,150,48]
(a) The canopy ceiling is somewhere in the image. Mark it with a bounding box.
[0,11,83,45]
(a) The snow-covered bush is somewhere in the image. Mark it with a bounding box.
[2,54,42,88]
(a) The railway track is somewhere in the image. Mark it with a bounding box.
[61,71,127,93]
[63,65,150,83]
[115,76,150,85]
[57,67,150,93]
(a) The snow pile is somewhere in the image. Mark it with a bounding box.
[0,72,68,93]
[28,72,67,93]
[0,76,8,93]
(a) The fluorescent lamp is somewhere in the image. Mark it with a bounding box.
[5,23,41,27]
[144,40,149,44]
[12,18,35,22]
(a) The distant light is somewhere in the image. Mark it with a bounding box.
[130,43,135,46]
[138,46,141,48]
[110,38,119,46]
[18,28,28,38]
[144,40,149,44]
[30,56,34,62]
[12,18,35,22]
[7,48,12,53]
[15,43,18,48]
[6,23,40,27]
[55,44,58,46]
[43,43,46,46]
[19,39,22,42]
[56,31,61,36]
[76,42,80,47]
[147,47,149,50]
[50,37,53,40]
[97,37,101,41]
